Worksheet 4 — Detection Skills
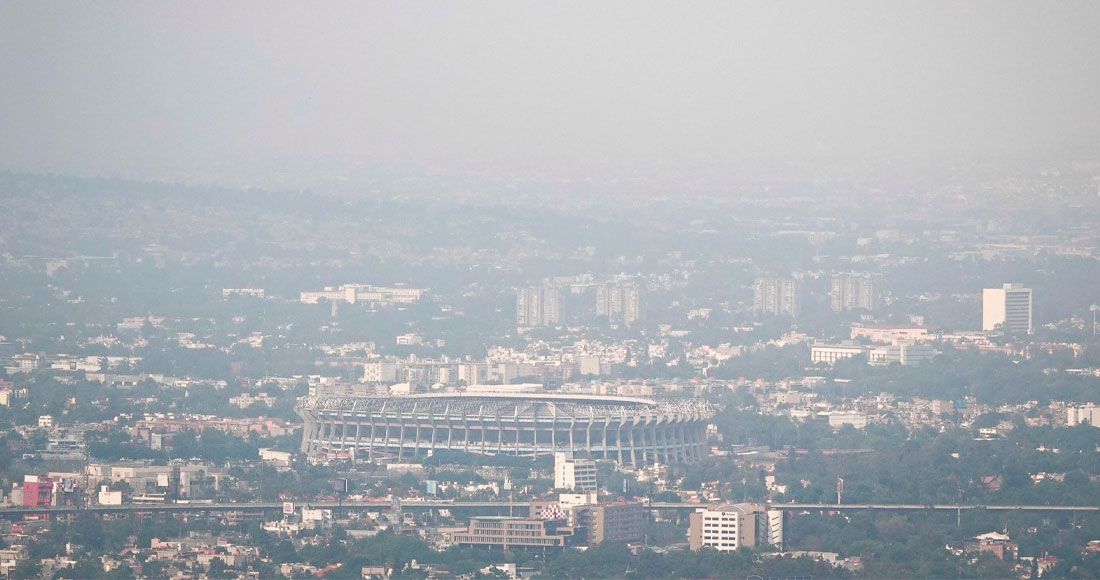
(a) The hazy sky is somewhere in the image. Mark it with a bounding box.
[2,1,1099,185]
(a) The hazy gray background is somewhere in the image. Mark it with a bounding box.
[2,1,1099,186]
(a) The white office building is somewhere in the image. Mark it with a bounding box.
[982,283,1033,335]
[689,503,784,552]
[554,452,598,492]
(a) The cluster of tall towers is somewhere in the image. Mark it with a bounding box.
[752,272,884,318]
[750,274,1035,336]
[596,282,643,327]
[829,272,884,312]
[516,281,643,328]
[515,285,563,327]
[752,277,802,318]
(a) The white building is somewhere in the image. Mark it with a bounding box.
[578,356,602,376]
[457,363,488,386]
[300,284,424,306]
[1067,404,1100,427]
[87,463,220,498]
[558,491,598,510]
[362,362,399,384]
[982,283,1033,334]
[821,412,869,430]
[97,486,123,506]
[810,343,867,365]
[867,342,936,366]
[8,354,41,373]
[259,448,294,467]
[222,288,265,298]
[396,334,424,346]
[300,508,332,530]
[0,388,15,408]
[850,324,930,345]
[492,363,520,384]
[554,452,597,492]
[689,503,784,552]
[764,508,784,547]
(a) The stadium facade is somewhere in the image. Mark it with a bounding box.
[295,391,713,466]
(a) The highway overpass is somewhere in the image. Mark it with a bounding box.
[0,500,1096,518]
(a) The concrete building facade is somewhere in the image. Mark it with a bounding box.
[579,501,645,545]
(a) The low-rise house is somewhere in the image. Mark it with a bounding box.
[964,532,1018,561]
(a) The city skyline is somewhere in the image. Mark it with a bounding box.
[2,2,1100,578]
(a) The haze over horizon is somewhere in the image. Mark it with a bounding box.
[6,4,1100,577]
[3,1,1100,188]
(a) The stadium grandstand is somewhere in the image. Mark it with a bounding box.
[295,388,713,466]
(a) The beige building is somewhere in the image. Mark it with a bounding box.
[579,501,644,545]
[530,495,643,547]
[452,516,569,551]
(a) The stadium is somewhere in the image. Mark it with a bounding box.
[295,390,714,466]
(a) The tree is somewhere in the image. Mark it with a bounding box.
[54,557,106,579]
[207,557,235,580]
[73,512,107,550]
[8,560,40,580]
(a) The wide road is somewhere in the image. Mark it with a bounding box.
[770,503,1100,512]
[0,501,1096,517]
